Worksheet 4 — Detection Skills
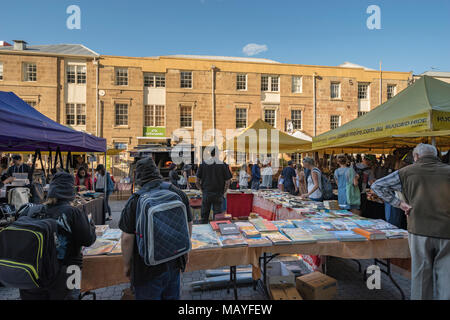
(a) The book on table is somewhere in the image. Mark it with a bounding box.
[281,228,316,244]
[83,239,117,256]
[191,224,221,250]
[380,229,408,239]
[272,220,296,230]
[352,228,387,240]
[332,231,368,242]
[309,230,337,242]
[219,235,248,248]
[108,239,122,255]
[251,219,279,232]
[261,231,292,245]
[246,236,273,247]
[101,228,122,241]
[210,220,231,231]
[219,223,241,235]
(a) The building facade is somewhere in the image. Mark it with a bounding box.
[0,41,412,154]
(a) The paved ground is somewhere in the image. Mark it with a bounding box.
[0,200,411,300]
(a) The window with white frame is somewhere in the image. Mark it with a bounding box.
[144,105,165,127]
[0,62,3,80]
[66,103,86,126]
[66,65,86,84]
[292,76,302,93]
[387,84,397,99]
[291,153,301,164]
[264,108,276,127]
[358,111,368,117]
[180,105,193,127]
[358,83,369,100]
[330,82,340,99]
[144,73,165,88]
[115,103,128,126]
[291,109,302,130]
[330,115,341,129]
[115,68,128,86]
[235,108,247,129]
[236,74,247,90]
[180,71,192,88]
[261,75,279,92]
[24,63,37,82]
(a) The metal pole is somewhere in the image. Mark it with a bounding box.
[313,73,317,137]
[379,61,382,105]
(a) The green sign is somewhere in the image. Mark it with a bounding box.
[144,127,166,137]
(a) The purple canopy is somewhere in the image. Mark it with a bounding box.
[0,91,106,152]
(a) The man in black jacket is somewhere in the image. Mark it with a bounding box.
[19,172,96,300]
[119,157,193,300]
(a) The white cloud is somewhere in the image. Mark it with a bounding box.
[242,43,268,56]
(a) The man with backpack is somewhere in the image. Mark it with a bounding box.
[119,157,193,300]
[0,171,96,300]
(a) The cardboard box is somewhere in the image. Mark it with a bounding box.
[269,284,303,300]
[266,261,295,286]
[295,272,337,300]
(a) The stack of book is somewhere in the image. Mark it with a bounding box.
[281,228,316,244]
[191,225,221,250]
[219,223,241,235]
[219,235,248,248]
[352,228,387,240]
[261,231,292,245]
[210,220,231,231]
[332,231,368,242]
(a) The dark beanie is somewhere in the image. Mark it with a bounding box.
[135,157,162,187]
[47,172,75,201]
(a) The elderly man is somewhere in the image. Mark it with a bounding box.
[371,144,450,300]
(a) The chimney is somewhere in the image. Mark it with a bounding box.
[0,41,12,47]
[13,40,27,50]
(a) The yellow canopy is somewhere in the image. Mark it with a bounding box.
[224,119,311,153]
[312,76,450,152]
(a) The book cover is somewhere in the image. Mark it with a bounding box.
[95,225,110,237]
[219,223,241,235]
[210,220,231,231]
[261,232,292,245]
[101,228,122,241]
[239,226,261,238]
[251,219,278,232]
[272,220,296,230]
[281,228,316,244]
[380,229,408,239]
[309,231,337,242]
[353,228,387,240]
[83,239,117,256]
[333,231,368,242]
[108,240,122,255]
[191,225,221,250]
[246,236,273,247]
[219,235,248,248]
[370,220,399,230]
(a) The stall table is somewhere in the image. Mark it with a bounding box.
[226,193,254,218]
[76,197,105,225]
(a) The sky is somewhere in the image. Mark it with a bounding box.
[1,0,449,74]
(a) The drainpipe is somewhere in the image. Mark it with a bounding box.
[94,57,99,137]
[313,73,317,136]
[211,65,216,146]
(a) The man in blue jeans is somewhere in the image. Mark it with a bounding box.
[119,157,193,300]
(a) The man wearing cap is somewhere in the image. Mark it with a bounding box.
[6,154,31,178]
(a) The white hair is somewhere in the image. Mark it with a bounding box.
[413,143,437,158]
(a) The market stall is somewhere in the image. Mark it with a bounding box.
[0,91,107,223]
[309,76,450,154]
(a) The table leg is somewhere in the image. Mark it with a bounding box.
[374,259,406,300]
[232,266,238,300]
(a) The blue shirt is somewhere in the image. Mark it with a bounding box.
[334,167,351,209]
[251,164,261,182]
[282,166,296,187]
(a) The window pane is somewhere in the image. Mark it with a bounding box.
[0,62,3,80]
[144,74,154,87]
[331,82,340,99]
[155,105,165,126]
[180,72,192,88]
[25,63,37,82]
[155,74,165,88]
[180,105,192,127]
[66,103,75,125]
[264,109,276,127]
[236,74,246,90]
[144,105,154,127]
[77,65,86,84]
[235,108,247,129]
[358,83,369,99]
[116,68,128,86]
[76,104,86,125]
[387,85,396,99]
[291,110,302,129]
[261,75,269,91]
[358,111,368,117]
[115,104,128,126]
[292,76,302,93]
[330,115,341,129]
[271,76,279,92]
[67,65,76,83]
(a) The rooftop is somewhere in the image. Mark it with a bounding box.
[160,54,281,64]
[419,71,450,78]
[0,43,99,57]
[337,61,376,71]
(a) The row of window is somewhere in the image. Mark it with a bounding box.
[0,61,398,100]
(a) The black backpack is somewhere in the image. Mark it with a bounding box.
[0,204,60,289]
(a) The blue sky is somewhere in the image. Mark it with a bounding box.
[1,0,449,74]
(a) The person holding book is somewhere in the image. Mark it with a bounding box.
[119,157,193,300]
[75,167,92,192]
[371,143,450,300]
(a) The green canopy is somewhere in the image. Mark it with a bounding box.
[312,76,450,152]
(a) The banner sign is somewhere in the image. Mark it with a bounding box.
[143,127,166,137]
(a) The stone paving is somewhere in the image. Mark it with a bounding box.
[0,200,411,300]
